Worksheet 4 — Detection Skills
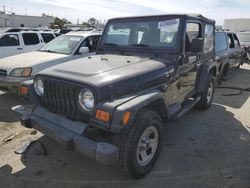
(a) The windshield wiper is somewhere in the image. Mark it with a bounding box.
[103,43,118,46]
[131,43,149,47]
[39,49,59,53]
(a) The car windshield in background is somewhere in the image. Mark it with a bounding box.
[39,35,83,55]
[101,17,180,48]
[237,33,250,42]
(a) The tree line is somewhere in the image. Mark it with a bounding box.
[41,14,105,29]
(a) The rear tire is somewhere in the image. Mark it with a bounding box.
[196,75,215,110]
[114,109,163,179]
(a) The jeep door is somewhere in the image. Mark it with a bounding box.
[227,33,241,70]
[180,22,202,96]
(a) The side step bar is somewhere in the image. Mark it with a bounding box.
[172,96,201,120]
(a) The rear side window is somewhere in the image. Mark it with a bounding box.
[41,33,55,43]
[233,34,240,48]
[204,24,214,53]
[22,33,40,45]
[215,32,227,52]
[0,34,20,46]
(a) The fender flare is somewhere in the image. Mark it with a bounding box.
[220,58,230,78]
[195,59,217,93]
[109,90,169,132]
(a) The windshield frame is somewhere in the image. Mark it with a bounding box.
[38,35,84,55]
[99,15,184,53]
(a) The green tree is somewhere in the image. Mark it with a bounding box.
[50,17,71,29]
[41,13,53,18]
[88,18,99,28]
[81,22,91,28]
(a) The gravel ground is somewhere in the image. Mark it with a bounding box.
[0,65,250,188]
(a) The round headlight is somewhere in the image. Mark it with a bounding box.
[78,89,95,111]
[34,78,44,96]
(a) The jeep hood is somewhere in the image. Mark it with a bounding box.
[39,54,175,99]
[0,51,67,74]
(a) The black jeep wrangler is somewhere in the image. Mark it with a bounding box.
[13,14,216,178]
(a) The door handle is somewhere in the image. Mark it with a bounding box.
[17,48,23,50]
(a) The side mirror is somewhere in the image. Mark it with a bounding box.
[190,38,203,53]
[78,47,89,54]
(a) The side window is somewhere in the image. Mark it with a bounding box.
[227,34,235,48]
[22,33,40,45]
[41,33,55,43]
[185,23,201,52]
[233,34,240,48]
[215,33,228,52]
[204,24,214,53]
[0,34,20,46]
[81,36,99,52]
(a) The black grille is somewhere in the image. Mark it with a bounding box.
[0,69,7,77]
[40,77,91,122]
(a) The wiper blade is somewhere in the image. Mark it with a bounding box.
[131,43,149,47]
[103,43,118,46]
[39,49,58,53]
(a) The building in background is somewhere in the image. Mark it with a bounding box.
[224,19,250,32]
[0,13,54,28]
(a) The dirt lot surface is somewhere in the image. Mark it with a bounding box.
[0,65,250,188]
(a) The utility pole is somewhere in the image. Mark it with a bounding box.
[2,5,6,14]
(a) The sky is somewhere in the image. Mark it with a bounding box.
[1,0,250,25]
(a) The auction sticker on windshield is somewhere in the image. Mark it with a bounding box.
[158,19,180,32]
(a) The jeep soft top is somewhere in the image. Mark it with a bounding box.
[13,14,216,178]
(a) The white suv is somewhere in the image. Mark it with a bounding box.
[0,31,102,93]
[0,31,57,58]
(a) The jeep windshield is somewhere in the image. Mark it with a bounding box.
[39,35,83,55]
[101,17,180,49]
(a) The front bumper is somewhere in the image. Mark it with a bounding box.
[12,105,118,165]
[0,76,28,93]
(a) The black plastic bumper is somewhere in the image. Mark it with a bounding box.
[12,105,118,165]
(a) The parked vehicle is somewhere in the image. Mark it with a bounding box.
[215,31,245,80]
[237,31,250,64]
[0,31,101,93]
[13,14,216,178]
[0,30,57,58]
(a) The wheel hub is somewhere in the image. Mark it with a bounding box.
[136,126,159,167]
[207,82,214,104]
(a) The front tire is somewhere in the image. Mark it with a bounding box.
[114,109,163,179]
[196,75,215,110]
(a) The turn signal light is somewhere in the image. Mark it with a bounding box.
[20,86,28,95]
[96,109,110,122]
[122,111,131,125]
